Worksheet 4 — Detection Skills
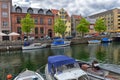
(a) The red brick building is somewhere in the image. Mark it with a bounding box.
[11,6,54,40]
[0,0,12,41]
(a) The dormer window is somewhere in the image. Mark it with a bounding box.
[27,8,33,14]
[15,7,22,13]
[46,10,53,15]
[38,9,44,14]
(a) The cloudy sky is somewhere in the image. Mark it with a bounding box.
[12,0,120,17]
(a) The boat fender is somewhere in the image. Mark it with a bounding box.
[7,74,12,80]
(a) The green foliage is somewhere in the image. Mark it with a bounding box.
[54,18,67,37]
[94,18,106,33]
[76,18,90,37]
[21,13,35,36]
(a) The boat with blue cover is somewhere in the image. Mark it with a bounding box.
[45,55,89,80]
[51,38,71,48]
[101,37,112,43]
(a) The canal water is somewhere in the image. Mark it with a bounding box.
[0,42,120,80]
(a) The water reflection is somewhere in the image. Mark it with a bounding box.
[71,44,89,61]
[51,46,72,56]
[0,43,120,80]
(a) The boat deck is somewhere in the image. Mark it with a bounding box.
[14,70,44,80]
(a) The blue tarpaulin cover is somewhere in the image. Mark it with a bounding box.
[102,37,109,41]
[52,38,64,45]
[48,55,76,73]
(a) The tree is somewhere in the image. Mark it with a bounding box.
[94,18,106,33]
[54,18,67,38]
[21,13,35,40]
[76,18,90,37]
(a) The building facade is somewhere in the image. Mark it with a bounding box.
[0,0,12,41]
[51,8,71,37]
[71,15,82,37]
[11,6,54,40]
[89,8,120,32]
[86,18,96,34]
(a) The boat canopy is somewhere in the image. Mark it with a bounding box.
[48,55,76,73]
[102,37,109,41]
[52,38,65,45]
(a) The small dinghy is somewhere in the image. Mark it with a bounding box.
[14,69,44,80]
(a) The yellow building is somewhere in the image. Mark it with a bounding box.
[89,8,120,32]
[51,8,71,37]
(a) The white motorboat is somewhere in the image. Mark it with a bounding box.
[14,69,44,80]
[22,42,47,50]
[51,38,71,48]
[88,40,101,44]
[45,55,89,80]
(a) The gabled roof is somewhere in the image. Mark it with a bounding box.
[51,9,59,15]
[72,15,82,19]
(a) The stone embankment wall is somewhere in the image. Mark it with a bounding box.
[71,37,103,44]
[0,36,106,52]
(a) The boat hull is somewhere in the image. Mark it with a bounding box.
[22,43,47,50]
[88,40,101,44]
[51,41,71,48]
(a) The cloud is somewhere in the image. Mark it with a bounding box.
[12,0,120,17]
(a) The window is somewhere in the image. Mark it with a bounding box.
[46,10,53,15]
[34,18,38,24]
[27,8,33,14]
[2,30,9,40]
[2,21,8,27]
[17,27,21,34]
[40,18,44,24]
[2,12,8,17]
[17,17,21,24]
[40,27,44,34]
[16,8,22,13]
[2,3,7,9]
[38,9,44,14]
[35,27,38,34]
[118,23,120,25]
[61,15,65,19]
[48,18,52,25]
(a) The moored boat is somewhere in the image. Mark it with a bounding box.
[14,69,44,80]
[22,42,47,50]
[51,38,71,48]
[88,40,101,44]
[77,60,120,80]
[45,55,89,80]
[101,37,112,43]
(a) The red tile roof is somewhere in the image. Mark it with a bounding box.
[72,15,82,19]
[51,9,59,15]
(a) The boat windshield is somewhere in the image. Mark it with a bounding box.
[56,63,79,73]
